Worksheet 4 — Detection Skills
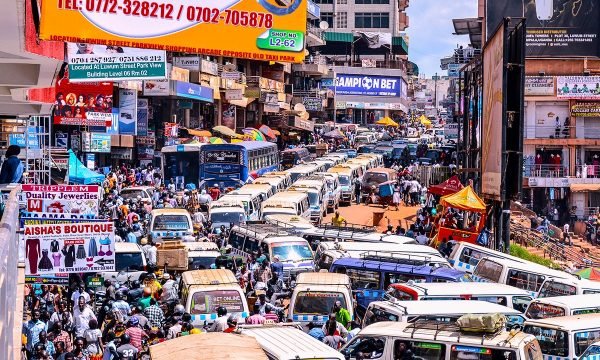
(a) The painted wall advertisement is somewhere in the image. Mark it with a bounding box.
[66,43,167,82]
[39,0,308,63]
[137,98,149,136]
[334,74,402,96]
[487,1,600,57]
[557,76,600,99]
[53,73,113,126]
[525,76,555,96]
[81,132,111,153]
[24,222,115,275]
[118,89,138,135]
[571,102,600,117]
[481,22,504,200]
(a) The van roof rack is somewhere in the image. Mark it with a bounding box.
[404,319,508,346]
[359,251,434,266]
[314,223,375,236]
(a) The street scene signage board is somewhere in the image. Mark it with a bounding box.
[334,74,403,97]
[525,76,555,96]
[53,74,113,127]
[21,184,101,215]
[24,222,115,275]
[39,0,307,63]
[67,43,167,82]
[557,76,600,100]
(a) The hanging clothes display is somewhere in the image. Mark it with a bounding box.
[76,245,86,259]
[38,250,53,271]
[25,238,41,274]
[52,253,62,267]
[88,238,98,257]
[62,245,76,268]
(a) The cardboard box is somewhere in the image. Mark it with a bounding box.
[120,135,134,148]
[157,248,188,270]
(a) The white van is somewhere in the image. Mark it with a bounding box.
[184,242,221,270]
[304,228,417,249]
[363,300,528,329]
[261,171,292,189]
[524,313,600,360]
[238,323,344,360]
[525,294,600,320]
[384,282,533,313]
[537,277,600,298]
[235,183,274,202]
[357,153,384,168]
[449,242,527,273]
[253,176,286,194]
[315,172,341,211]
[101,242,148,283]
[286,164,319,183]
[179,269,249,326]
[288,272,353,329]
[327,166,356,204]
[288,179,327,224]
[472,256,574,297]
[208,199,247,230]
[261,191,311,220]
[149,209,195,243]
[219,193,262,222]
[342,320,542,360]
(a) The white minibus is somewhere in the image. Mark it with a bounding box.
[449,242,527,273]
[525,294,600,320]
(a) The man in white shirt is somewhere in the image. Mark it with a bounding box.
[146,243,157,267]
[415,232,429,245]
[73,296,97,337]
[71,283,90,304]
[208,307,229,332]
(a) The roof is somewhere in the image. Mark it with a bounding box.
[265,191,308,203]
[530,294,600,309]
[201,141,277,151]
[327,167,353,175]
[150,208,190,216]
[332,258,465,279]
[184,242,220,251]
[371,300,521,316]
[542,277,600,291]
[262,236,309,244]
[149,333,267,360]
[161,143,204,153]
[525,313,600,330]
[359,321,535,348]
[281,147,309,153]
[365,167,396,175]
[296,272,350,286]
[390,282,531,296]
[428,175,464,196]
[452,17,483,48]
[477,256,572,279]
[286,165,319,173]
[181,269,237,286]
[121,186,154,191]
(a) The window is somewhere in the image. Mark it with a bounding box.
[242,237,258,254]
[384,273,425,288]
[354,13,389,28]
[364,306,399,327]
[474,259,503,283]
[228,232,246,250]
[314,0,332,3]
[512,296,532,313]
[523,325,568,357]
[395,340,445,360]
[506,270,545,293]
[538,281,577,298]
[355,0,389,3]
[337,0,347,4]
[336,11,347,28]
[346,268,380,289]
[458,248,487,267]
[341,337,386,359]
[574,330,600,356]
[319,12,333,29]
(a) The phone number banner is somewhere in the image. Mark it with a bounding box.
[40,0,307,63]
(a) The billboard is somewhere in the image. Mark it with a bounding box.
[525,76,555,96]
[21,184,101,215]
[334,74,402,96]
[481,21,505,200]
[118,89,138,135]
[39,0,307,63]
[81,132,111,153]
[557,76,600,100]
[67,43,167,82]
[53,74,113,127]
[571,102,600,118]
[486,0,600,57]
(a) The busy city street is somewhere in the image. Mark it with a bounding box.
[2,0,600,359]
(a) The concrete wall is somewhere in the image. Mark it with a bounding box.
[0,188,23,360]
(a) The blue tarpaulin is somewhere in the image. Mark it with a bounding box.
[68,150,105,185]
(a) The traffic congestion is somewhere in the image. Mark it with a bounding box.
[15,120,600,360]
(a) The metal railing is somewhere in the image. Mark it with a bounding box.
[411,166,453,188]
[306,23,325,41]
[523,164,568,178]
[526,125,575,139]
[0,187,23,360]
[573,165,600,178]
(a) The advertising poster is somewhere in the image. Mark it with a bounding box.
[164,122,179,138]
[67,43,167,82]
[143,79,170,96]
[40,0,307,63]
[118,89,138,135]
[53,73,113,127]
[557,76,600,100]
[137,98,149,136]
[173,56,201,71]
[486,0,600,57]
[334,74,402,96]
[81,132,111,153]
[481,22,504,200]
[222,103,237,130]
[24,222,115,275]
[302,97,323,111]
[525,76,555,96]
[55,132,69,148]
[21,184,101,215]
[571,102,600,118]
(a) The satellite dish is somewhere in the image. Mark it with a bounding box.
[319,21,329,30]
[223,63,236,72]
[294,103,306,112]
[300,111,310,120]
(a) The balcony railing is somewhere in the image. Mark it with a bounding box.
[307,23,324,41]
[574,165,600,178]
[523,164,568,178]
[526,125,575,139]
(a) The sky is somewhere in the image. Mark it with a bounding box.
[406,0,478,78]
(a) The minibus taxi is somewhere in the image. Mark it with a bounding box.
[289,179,327,223]
[341,319,542,360]
[363,300,528,329]
[537,277,600,298]
[304,161,328,173]
[281,147,311,169]
[261,191,311,220]
[288,272,353,329]
[218,193,262,221]
[179,269,249,326]
[149,209,195,243]
[384,282,533,313]
[234,183,274,202]
[315,172,341,211]
[525,294,600,320]
[304,227,417,251]
[330,256,470,311]
[328,151,350,161]
[524,313,600,360]
[346,157,374,174]
[327,166,356,204]
[336,162,364,181]
[449,242,527,273]
[472,256,574,297]
[252,176,286,194]
[357,153,385,168]
[286,164,319,183]
[319,155,344,167]
[184,242,221,270]
[208,199,247,230]
[260,171,292,189]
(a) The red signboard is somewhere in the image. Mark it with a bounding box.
[53,72,113,127]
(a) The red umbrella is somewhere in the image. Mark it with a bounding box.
[258,125,276,139]
[428,175,464,196]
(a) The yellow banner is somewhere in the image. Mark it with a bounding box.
[40,0,307,63]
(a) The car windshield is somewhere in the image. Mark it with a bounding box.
[307,192,319,206]
[338,175,350,186]
[293,291,346,314]
[121,190,146,200]
[152,215,190,231]
[210,211,245,224]
[523,325,569,357]
[363,172,389,184]
[271,242,313,261]
[115,252,144,271]
[190,290,244,314]
[188,255,218,270]
[581,345,600,359]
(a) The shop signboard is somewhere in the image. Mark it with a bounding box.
[164,122,178,138]
[143,79,170,96]
[24,222,115,275]
[9,128,40,148]
[557,76,600,100]
[39,0,307,63]
[291,117,314,131]
[118,89,138,135]
[571,102,600,118]
[55,132,68,148]
[112,148,134,160]
[173,56,201,71]
[81,132,111,153]
[307,0,320,18]
[447,64,461,77]
[173,81,214,103]
[169,66,190,82]
[137,98,149,136]
[86,153,96,169]
[53,74,113,127]
[263,93,279,105]
[66,43,167,82]
[245,87,261,98]
[487,1,600,57]
[222,71,241,80]
[334,74,402,96]
[222,103,237,130]
[225,89,244,100]
[264,104,279,113]
[25,275,70,286]
[21,184,101,215]
[525,76,555,96]
[201,60,219,76]
[302,97,323,111]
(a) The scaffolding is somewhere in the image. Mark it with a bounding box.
[24,115,52,185]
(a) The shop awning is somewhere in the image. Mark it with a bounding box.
[570,184,600,192]
[227,97,255,108]
[440,185,487,212]
[324,31,354,43]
